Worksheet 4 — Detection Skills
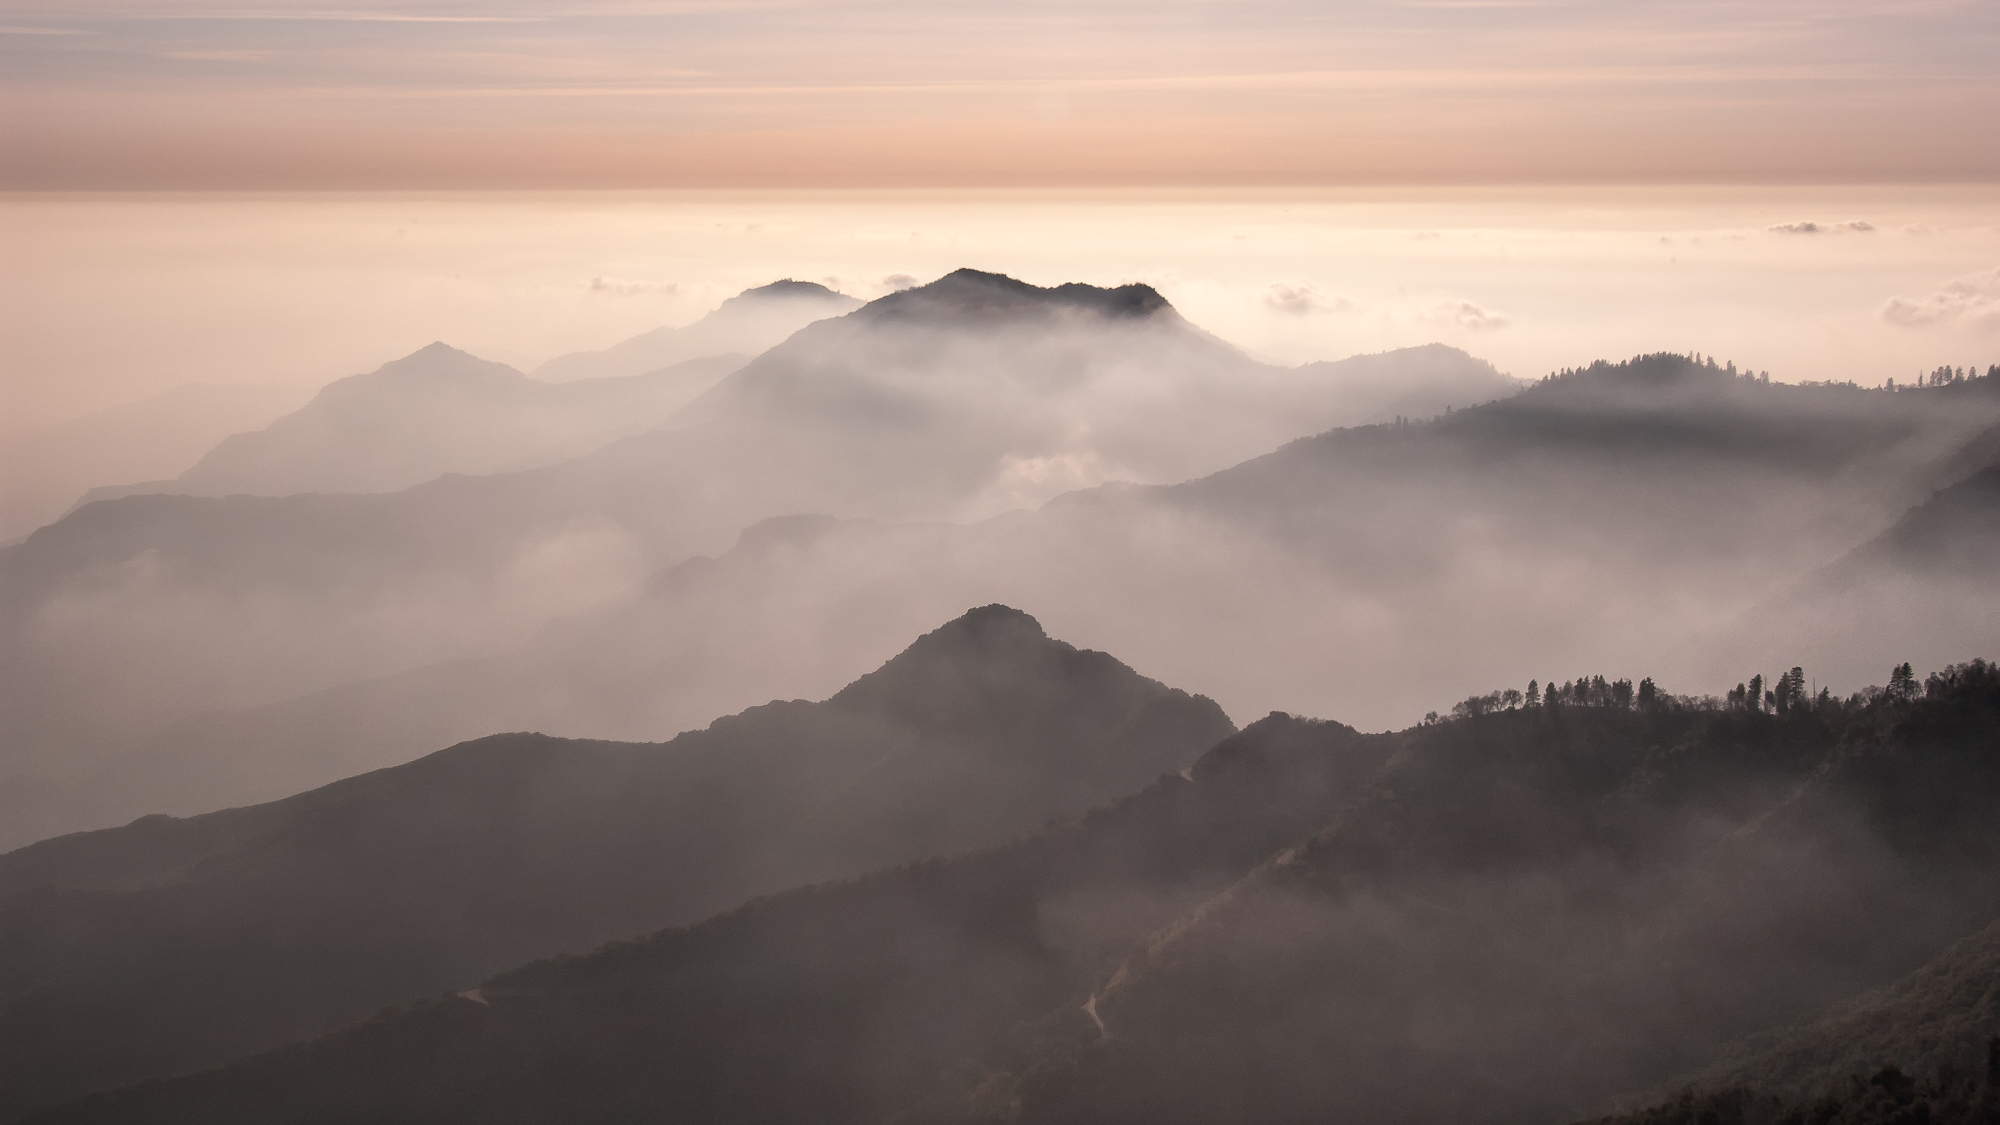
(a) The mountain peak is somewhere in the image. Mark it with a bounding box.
[707,279,856,322]
[861,269,1176,327]
[860,603,1051,673]
[331,343,529,396]
[825,605,1067,720]
[736,279,847,301]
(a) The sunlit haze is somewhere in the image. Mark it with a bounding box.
[6,186,1998,429]
[4,7,2000,1125]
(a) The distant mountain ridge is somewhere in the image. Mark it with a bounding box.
[0,384,308,545]
[0,605,1232,1119]
[532,279,859,383]
[68,344,747,506]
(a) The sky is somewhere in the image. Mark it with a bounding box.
[2,0,1999,189]
[1,2,1996,429]
[4,186,1997,430]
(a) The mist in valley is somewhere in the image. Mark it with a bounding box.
[2,251,1999,1125]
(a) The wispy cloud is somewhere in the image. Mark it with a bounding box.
[1264,283,1353,316]
[587,276,678,296]
[1435,298,1510,330]
[1769,220,1875,234]
[1882,267,2000,330]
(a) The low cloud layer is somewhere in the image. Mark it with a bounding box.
[1263,283,1351,316]
[1769,220,1875,234]
[588,276,679,296]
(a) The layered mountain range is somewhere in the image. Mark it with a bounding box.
[63,277,860,507]
[0,270,1517,845]
[33,350,1996,849]
[2,268,1998,1125]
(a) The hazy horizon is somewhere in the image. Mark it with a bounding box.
[5,185,1996,432]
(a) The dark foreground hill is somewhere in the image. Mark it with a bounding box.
[26,660,2000,1125]
[1574,910,2000,1124]
[1692,918,2000,1095]
[0,606,1231,1120]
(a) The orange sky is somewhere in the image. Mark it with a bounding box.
[3,1,1997,188]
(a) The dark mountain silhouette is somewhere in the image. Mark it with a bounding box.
[21,660,2000,1125]
[0,606,1231,1119]
[0,270,1511,845]
[532,279,859,383]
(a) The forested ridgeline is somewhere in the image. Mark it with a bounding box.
[21,659,2000,1125]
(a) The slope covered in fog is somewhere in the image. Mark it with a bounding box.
[55,278,855,510]
[204,354,1996,756]
[532,279,858,383]
[70,347,745,505]
[1712,456,2000,692]
[26,661,2000,1125]
[1671,918,2000,1098]
[0,606,1231,1119]
[178,347,743,497]
[0,270,1509,843]
[1579,922,2000,1125]
[20,353,1997,845]
[0,384,307,544]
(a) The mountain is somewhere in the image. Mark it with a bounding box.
[69,345,747,503]
[1576,921,2000,1125]
[1291,341,1520,425]
[0,606,1232,1119]
[1676,918,2000,1098]
[0,384,307,544]
[49,277,853,512]
[14,352,1998,848]
[22,660,2000,1125]
[532,279,859,383]
[0,270,1516,843]
[187,352,2000,763]
[1848,463,2000,578]
[1709,460,2000,693]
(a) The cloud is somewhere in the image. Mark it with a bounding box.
[1881,267,2000,330]
[1768,220,1874,234]
[587,276,678,296]
[1264,283,1352,316]
[1435,298,1510,330]
[882,274,919,292]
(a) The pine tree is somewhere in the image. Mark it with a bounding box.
[1888,662,1919,702]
